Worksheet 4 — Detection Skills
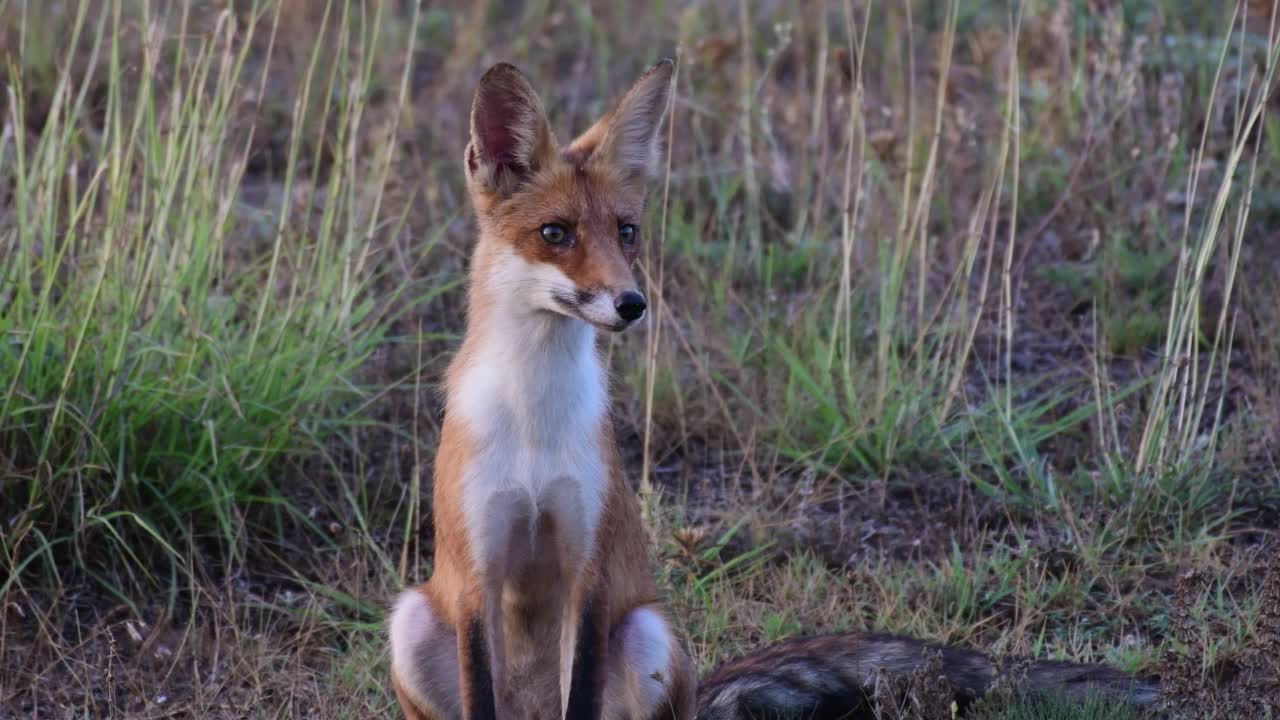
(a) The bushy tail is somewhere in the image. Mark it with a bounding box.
[695,633,1159,720]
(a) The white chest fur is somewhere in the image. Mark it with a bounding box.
[451,310,609,582]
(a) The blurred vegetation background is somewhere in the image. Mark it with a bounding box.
[1,0,1277,717]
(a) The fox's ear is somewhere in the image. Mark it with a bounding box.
[465,63,556,198]
[587,59,674,182]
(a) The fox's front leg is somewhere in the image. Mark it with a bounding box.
[461,527,515,720]
[459,486,526,720]
[563,593,609,720]
[548,479,607,720]
[458,613,500,720]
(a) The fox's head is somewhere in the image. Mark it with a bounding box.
[463,60,674,332]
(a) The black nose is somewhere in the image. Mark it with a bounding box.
[615,291,647,322]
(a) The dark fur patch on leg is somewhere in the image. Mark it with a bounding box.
[465,618,497,720]
[566,602,606,720]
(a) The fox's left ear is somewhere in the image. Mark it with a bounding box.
[587,59,675,182]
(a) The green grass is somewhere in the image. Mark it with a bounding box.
[970,693,1148,720]
[2,0,1279,718]
[0,1,428,598]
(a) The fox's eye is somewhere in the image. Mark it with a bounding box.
[540,223,569,245]
[619,224,638,245]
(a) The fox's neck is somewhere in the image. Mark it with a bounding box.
[448,247,607,445]
[464,301,597,375]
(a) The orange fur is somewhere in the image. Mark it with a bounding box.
[389,60,692,720]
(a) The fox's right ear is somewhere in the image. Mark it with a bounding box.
[465,63,556,199]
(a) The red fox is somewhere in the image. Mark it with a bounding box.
[388,60,695,720]
[389,60,1160,720]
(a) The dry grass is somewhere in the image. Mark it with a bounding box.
[2,0,1279,717]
